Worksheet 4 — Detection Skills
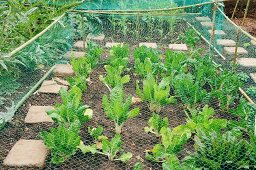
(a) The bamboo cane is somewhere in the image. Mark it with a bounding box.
[242,0,251,25]
[231,0,240,19]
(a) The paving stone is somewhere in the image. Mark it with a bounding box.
[195,16,211,21]
[200,22,213,27]
[238,58,256,67]
[224,47,248,55]
[251,39,256,46]
[250,73,256,83]
[65,51,85,59]
[74,41,87,49]
[53,77,69,86]
[38,80,68,94]
[217,39,236,46]
[3,139,48,168]
[87,34,105,41]
[53,64,74,77]
[208,30,226,35]
[168,44,188,51]
[139,42,157,49]
[25,106,54,123]
[105,42,124,48]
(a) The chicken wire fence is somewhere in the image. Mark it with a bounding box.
[0,0,256,169]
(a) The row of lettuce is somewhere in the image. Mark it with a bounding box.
[40,32,256,169]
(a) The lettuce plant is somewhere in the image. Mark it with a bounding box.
[102,86,140,134]
[86,41,103,69]
[48,86,93,128]
[79,134,132,162]
[136,74,176,113]
[178,29,200,48]
[108,45,129,67]
[99,65,130,90]
[144,113,169,136]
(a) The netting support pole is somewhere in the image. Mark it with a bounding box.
[242,0,251,25]
[81,13,87,51]
[209,1,217,52]
[234,28,240,66]
[231,0,240,19]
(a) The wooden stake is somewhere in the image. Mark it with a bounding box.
[242,0,251,25]
[231,0,240,19]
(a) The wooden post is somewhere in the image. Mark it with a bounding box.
[210,1,217,51]
[242,0,251,25]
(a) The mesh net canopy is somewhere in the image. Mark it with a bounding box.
[0,0,256,170]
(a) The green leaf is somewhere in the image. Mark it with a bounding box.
[119,152,133,162]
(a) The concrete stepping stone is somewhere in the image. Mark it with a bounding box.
[65,51,85,59]
[208,30,226,35]
[38,80,68,94]
[3,139,48,168]
[251,39,256,46]
[217,39,236,46]
[53,64,74,77]
[139,42,157,49]
[238,58,256,67]
[25,106,54,123]
[87,34,105,41]
[195,16,211,22]
[224,47,248,55]
[250,73,256,83]
[200,22,213,27]
[74,41,87,49]
[168,44,188,51]
[105,42,124,48]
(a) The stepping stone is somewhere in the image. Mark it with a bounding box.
[53,77,69,86]
[87,34,105,41]
[25,106,54,123]
[251,39,256,46]
[65,51,85,59]
[74,41,87,49]
[208,30,226,35]
[200,22,213,27]
[105,42,124,48]
[38,80,68,94]
[53,64,74,77]
[195,16,211,22]
[139,42,157,49]
[250,73,256,83]
[238,58,256,67]
[3,139,48,168]
[217,39,236,46]
[224,47,248,55]
[168,44,188,51]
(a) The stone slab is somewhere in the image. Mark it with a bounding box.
[105,42,124,48]
[238,58,256,67]
[250,73,256,83]
[217,39,236,46]
[87,34,105,41]
[38,80,68,94]
[53,77,69,86]
[53,64,74,77]
[168,44,188,51]
[3,139,48,168]
[208,30,226,35]
[74,41,87,49]
[65,51,85,59]
[251,39,256,46]
[200,22,213,27]
[195,16,211,22]
[139,42,157,49]
[224,47,248,55]
[25,106,54,123]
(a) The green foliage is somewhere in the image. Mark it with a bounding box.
[185,129,255,169]
[136,74,176,113]
[48,86,92,128]
[246,86,256,98]
[0,74,20,96]
[79,134,132,162]
[237,72,250,83]
[133,162,142,170]
[88,126,106,142]
[40,125,80,165]
[99,65,130,90]
[173,73,209,108]
[109,45,129,67]
[102,86,140,134]
[178,29,200,48]
[144,113,169,136]
[86,42,103,69]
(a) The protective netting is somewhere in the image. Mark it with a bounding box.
[1,1,256,170]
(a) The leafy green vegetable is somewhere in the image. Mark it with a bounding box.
[102,86,140,134]
[246,86,256,98]
[133,161,142,170]
[178,29,200,48]
[108,45,129,67]
[136,74,176,113]
[79,134,132,162]
[99,65,130,90]
[48,86,92,128]
[88,126,107,142]
[237,72,250,83]
[86,41,103,69]
[40,125,80,165]
[144,113,169,136]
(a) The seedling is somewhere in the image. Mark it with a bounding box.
[144,113,169,136]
